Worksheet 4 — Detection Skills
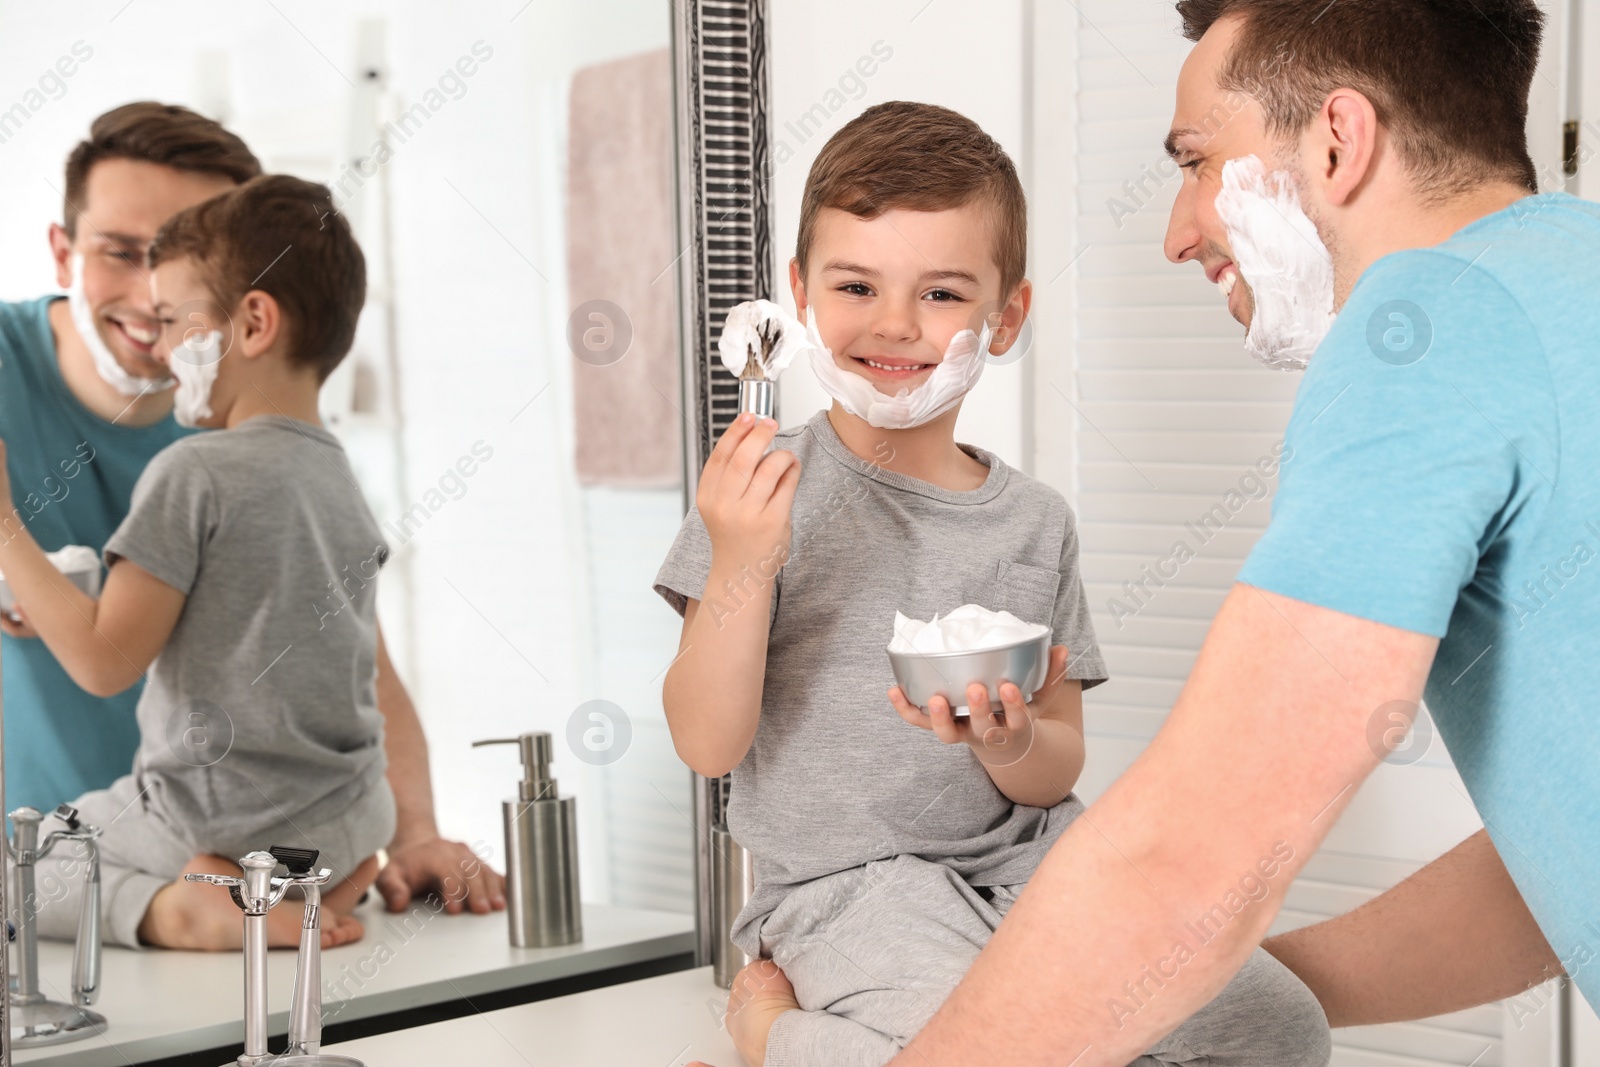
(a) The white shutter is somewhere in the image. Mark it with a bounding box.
[1026,3,1528,1063]
[579,486,696,914]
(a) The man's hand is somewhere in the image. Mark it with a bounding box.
[375,836,506,914]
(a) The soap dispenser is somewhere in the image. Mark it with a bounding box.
[472,732,582,948]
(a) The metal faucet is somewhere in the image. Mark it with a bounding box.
[5,804,106,1047]
[185,846,364,1067]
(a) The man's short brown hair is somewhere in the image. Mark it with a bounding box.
[63,102,262,238]
[1176,0,1545,194]
[796,101,1027,298]
[149,175,366,382]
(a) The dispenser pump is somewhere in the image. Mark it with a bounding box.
[472,731,583,947]
[472,732,558,802]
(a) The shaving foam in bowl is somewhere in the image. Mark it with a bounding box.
[886,605,1051,717]
[0,545,102,614]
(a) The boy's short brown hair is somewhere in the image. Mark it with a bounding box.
[149,175,366,382]
[796,101,1027,298]
[63,102,262,238]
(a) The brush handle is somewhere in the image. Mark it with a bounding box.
[738,379,774,420]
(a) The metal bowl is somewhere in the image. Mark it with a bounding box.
[887,630,1051,717]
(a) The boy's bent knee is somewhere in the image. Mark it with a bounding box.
[1232,949,1332,1067]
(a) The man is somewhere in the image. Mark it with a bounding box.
[717,1,1597,1063]
[0,102,503,916]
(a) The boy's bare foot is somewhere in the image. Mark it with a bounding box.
[724,958,800,1065]
[139,854,381,950]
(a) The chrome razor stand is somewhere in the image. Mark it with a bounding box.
[5,804,106,1047]
[185,847,363,1067]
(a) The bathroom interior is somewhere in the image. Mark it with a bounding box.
[0,0,1595,1064]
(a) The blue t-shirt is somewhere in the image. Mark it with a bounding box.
[0,296,194,814]
[1240,192,1600,1007]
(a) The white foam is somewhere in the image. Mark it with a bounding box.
[889,603,1048,655]
[46,545,100,575]
[716,299,809,380]
[1213,155,1336,370]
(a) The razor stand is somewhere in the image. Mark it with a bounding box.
[185,846,363,1067]
[5,805,106,1047]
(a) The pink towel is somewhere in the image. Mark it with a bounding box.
[567,48,682,488]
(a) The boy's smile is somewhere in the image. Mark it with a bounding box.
[795,204,1001,395]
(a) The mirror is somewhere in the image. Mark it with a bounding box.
[0,0,693,937]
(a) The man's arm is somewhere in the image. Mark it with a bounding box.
[1265,829,1561,1026]
[893,583,1440,1066]
[371,626,506,914]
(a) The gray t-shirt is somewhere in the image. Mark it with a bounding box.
[654,411,1108,948]
[104,415,392,861]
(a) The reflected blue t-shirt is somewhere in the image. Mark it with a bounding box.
[1240,193,1600,1008]
[0,296,194,814]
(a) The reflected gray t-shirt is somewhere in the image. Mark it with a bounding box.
[103,415,392,860]
[654,411,1107,948]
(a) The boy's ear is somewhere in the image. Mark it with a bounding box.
[235,290,284,359]
[988,279,1033,355]
[789,257,806,318]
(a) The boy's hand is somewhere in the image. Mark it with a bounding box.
[697,413,801,570]
[0,606,39,639]
[889,645,1071,767]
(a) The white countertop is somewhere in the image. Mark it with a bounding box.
[323,965,743,1066]
[14,901,695,1066]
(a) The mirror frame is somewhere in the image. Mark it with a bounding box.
[670,0,775,970]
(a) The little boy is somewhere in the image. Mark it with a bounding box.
[655,103,1330,1065]
[0,174,392,950]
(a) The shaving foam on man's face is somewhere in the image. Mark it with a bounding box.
[68,251,173,396]
[1213,155,1336,370]
[1162,17,1337,369]
[795,205,1003,428]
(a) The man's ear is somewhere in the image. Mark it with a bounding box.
[235,290,283,359]
[1313,88,1380,208]
[48,223,73,290]
[789,257,807,319]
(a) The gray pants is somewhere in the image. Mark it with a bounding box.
[24,773,394,949]
[757,854,1331,1067]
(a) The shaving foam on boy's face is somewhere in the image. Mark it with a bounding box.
[1212,155,1337,370]
[805,307,992,429]
[797,205,1002,428]
[151,258,232,427]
